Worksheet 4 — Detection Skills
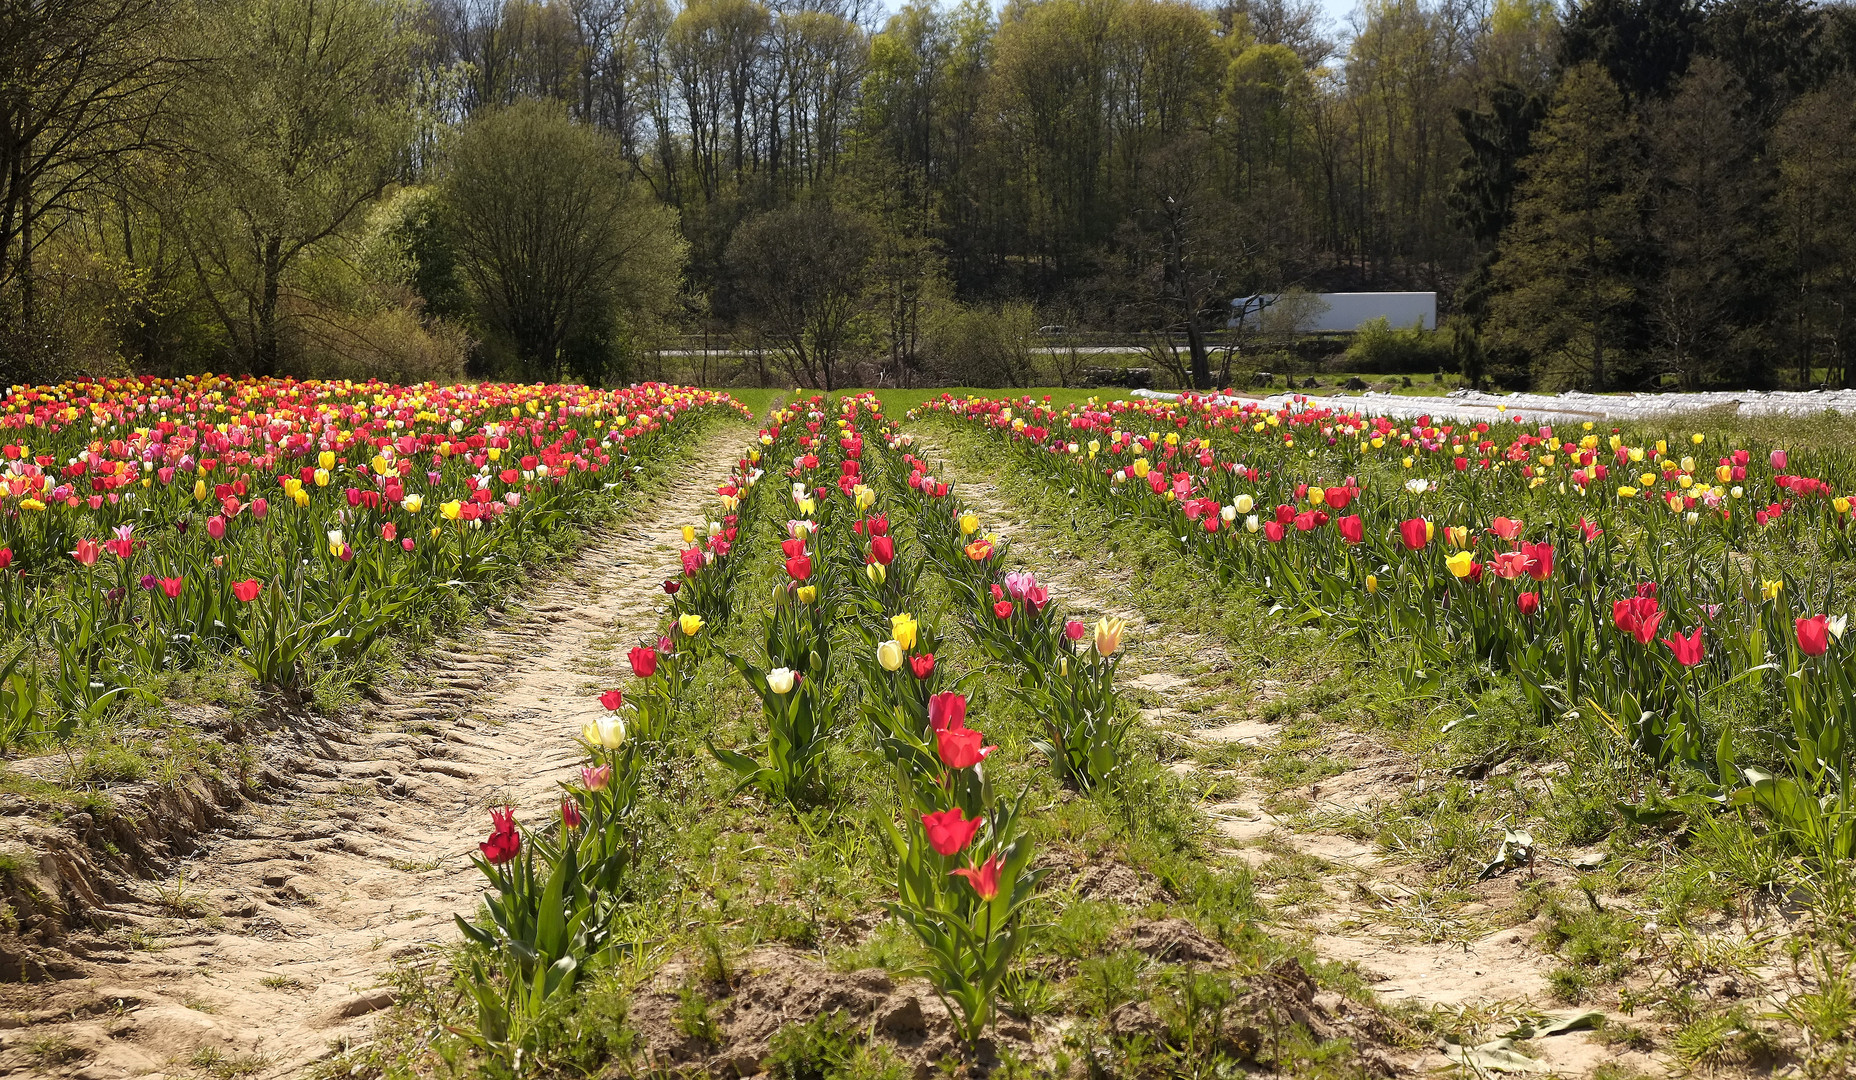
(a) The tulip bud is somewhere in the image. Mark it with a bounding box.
[866,561,887,585]
[1366,574,1379,593]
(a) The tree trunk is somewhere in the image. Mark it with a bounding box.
[1185,315,1209,390]
[254,236,284,377]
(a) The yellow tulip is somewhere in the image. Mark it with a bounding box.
[891,613,918,652]
[1131,458,1150,479]
[318,450,336,470]
[1445,525,1470,549]
[314,468,331,487]
[1093,616,1126,656]
[1365,574,1378,594]
[1761,579,1782,601]
[193,479,207,501]
[681,525,696,543]
[440,500,461,520]
[582,714,626,749]
[679,613,704,637]
[796,585,817,603]
[958,513,978,536]
[1445,551,1476,578]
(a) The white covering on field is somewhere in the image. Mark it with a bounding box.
[1128,388,1856,425]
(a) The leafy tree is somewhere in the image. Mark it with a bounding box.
[1485,63,1645,390]
[725,201,875,390]
[441,99,686,384]
[171,0,418,376]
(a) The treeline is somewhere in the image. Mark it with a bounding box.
[3,0,1855,391]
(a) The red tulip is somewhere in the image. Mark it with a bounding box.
[1399,518,1429,550]
[781,537,807,558]
[70,539,101,566]
[207,515,227,540]
[1521,540,1554,581]
[663,579,681,594]
[629,646,658,678]
[1489,516,1522,540]
[680,549,704,575]
[866,514,889,536]
[479,806,521,865]
[600,689,624,711]
[1613,597,1663,645]
[937,724,997,769]
[1796,615,1830,657]
[1663,627,1705,666]
[993,600,1014,619]
[159,577,184,599]
[1063,619,1087,641]
[910,653,936,679]
[1579,517,1603,543]
[0,548,10,569]
[1517,592,1540,616]
[1263,521,1285,542]
[561,798,583,830]
[921,807,984,856]
[233,579,263,603]
[1337,515,1364,545]
[382,523,397,541]
[928,692,967,733]
[871,536,895,565]
[950,854,1003,900]
[785,554,812,581]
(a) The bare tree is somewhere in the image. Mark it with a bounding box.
[0,0,178,335]
[726,201,873,390]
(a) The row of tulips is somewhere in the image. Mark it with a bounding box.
[872,428,1134,793]
[454,429,771,1066]
[829,395,1042,1052]
[0,376,748,752]
[920,392,1856,861]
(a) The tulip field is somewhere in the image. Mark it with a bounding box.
[5,379,1856,1079]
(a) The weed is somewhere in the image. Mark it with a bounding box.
[673,982,722,1047]
[1672,1007,1778,1069]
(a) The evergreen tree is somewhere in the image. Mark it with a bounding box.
[1485,63,1645,390]
[1643,56,1773,389]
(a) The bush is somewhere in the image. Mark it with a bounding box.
[1342,317,1453,374]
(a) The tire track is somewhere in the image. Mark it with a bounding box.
[2,429,745,1079]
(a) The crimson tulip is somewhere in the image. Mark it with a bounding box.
[1663,627,1705,666]
[1517,592,1540,615]
[600,689,624,711]
[1064,619,1087,641]
[922,807,984,856]
[910,653,936,678]
[937,724,997,769]
[629,646,658,678]
[561,799,583,830]
[1399,518,1429,550]
[871,536,895,565]
[786,554,812,581]
[1797,615,1830,656]
[1338,515,1364,545]
[479,806,521,865]
[233,579,263,603]
[928,692,967,732]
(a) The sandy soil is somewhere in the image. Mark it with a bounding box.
[0,431,743,1080]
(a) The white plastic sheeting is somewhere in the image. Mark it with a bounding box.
[1127,387,1856,426]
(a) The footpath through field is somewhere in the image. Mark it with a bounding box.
[7,428,745,1079]
[909,430,1667,1078]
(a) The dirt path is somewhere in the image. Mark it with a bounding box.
[3,430,744,1080]
[912,437,1659,1077]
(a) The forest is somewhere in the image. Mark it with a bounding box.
[2,0,1854,392]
